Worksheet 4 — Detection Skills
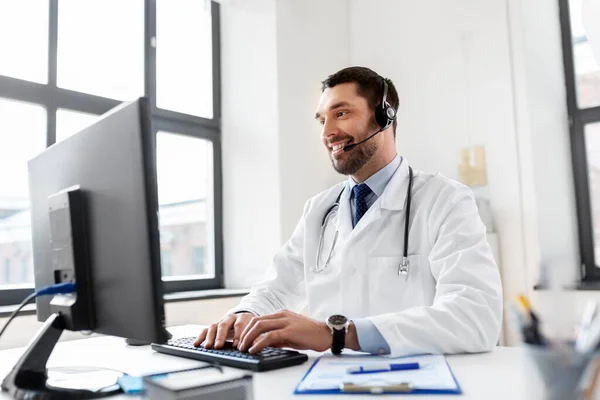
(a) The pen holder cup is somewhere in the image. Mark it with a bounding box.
[523,343,595,400]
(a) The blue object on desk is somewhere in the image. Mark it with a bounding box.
[346,362,420,375]
[117,375,144,394]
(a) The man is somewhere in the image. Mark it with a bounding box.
[195,66,503,358]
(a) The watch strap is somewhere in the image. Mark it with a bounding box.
[331,326,345,355]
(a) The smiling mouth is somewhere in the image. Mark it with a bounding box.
[330,141,352,158]
[331,143,345,151]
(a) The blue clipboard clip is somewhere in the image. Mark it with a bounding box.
[341,382,414,394]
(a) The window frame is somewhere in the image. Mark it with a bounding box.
[0,0,223,305]
[559,0,600,285]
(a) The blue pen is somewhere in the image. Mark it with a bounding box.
[346,362,420,375]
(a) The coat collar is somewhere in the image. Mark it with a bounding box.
[334,158,412,242]
[379,157,411,211]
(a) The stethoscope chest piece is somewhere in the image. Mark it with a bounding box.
[398,256,410,280]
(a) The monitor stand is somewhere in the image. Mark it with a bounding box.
[1,313,121,399]
[125,328,172,346]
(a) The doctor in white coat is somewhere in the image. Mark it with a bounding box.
[195,66,503,358]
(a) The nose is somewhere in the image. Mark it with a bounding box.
[321,119,338,141]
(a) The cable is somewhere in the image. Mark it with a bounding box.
[0,292,37,339]
[0,282,77,340]
[36,282,76,296]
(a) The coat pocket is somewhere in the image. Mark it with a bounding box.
[367,254,425,315]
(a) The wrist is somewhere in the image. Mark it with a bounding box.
[345,322,360,351]
[319,322,333,352]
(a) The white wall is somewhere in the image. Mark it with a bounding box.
[509,0,579,290]
[220,0,282,288]
[220,0,348,288]
[276,0,350,241]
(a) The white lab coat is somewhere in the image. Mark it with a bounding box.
[231,159,503,358]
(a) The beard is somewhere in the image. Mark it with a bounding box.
[330,118,379,176]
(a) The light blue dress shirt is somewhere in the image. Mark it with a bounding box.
[348,154,402,355]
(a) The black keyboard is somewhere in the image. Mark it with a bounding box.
[151,337,309,372]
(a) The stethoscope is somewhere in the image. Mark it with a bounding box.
[313,166,414,279]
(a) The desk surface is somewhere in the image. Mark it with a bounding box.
[0,325,545,399]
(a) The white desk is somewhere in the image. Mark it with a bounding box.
[0,325,545,399]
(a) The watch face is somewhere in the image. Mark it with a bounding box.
[328,314,348,330]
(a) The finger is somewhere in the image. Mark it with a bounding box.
[232,315,252,348]
[214,316,236,349]
[239,320,286,352]
[249,330,283,354]
[203,324,219,348]
[239,313,281,345]
[193,327,208,347]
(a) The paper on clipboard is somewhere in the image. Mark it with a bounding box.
[296,354,459,393]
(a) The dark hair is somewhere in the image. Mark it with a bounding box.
[321,66,399,136]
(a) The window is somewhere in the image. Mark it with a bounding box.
[156,132,219,292]
[3,260,9,284]
[57,0,144,100]
[161,249,173,277]
[560,0,600,284]
[157,133,214,279]
[192,247,206,275]
[56,109,99,143]
[21,258,29,283]
[0,2,48,83]
[569,0,600,108]
[156,0,213,118]
[0,98,45,289]
[0,1,222,305]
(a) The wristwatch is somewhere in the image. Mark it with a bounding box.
[326,315,349,355]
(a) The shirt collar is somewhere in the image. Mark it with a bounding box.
[348,154,402,197]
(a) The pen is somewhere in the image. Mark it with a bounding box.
[346,362,420,375]
[518,294,546,346]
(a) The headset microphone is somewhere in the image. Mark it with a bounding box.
[342,78,397,153]
[343,127,384,152]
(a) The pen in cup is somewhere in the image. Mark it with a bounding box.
[346,362,420,375]
[518,294,546,346]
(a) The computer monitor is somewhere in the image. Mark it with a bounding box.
[1,98,169,399]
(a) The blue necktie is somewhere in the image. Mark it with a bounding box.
[352,183,372,228]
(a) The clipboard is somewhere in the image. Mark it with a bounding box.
[293,354,462,395]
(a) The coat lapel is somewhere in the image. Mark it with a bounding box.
[335,184,353,245]
[330,158,412,251]
[347,158,412,242]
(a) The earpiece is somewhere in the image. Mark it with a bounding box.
[374,80,396,130]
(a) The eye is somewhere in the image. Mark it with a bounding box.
[318,119,325,125]
[336,110,348,118]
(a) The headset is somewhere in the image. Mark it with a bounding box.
[375,80,397,130]
[343,79,397,152]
